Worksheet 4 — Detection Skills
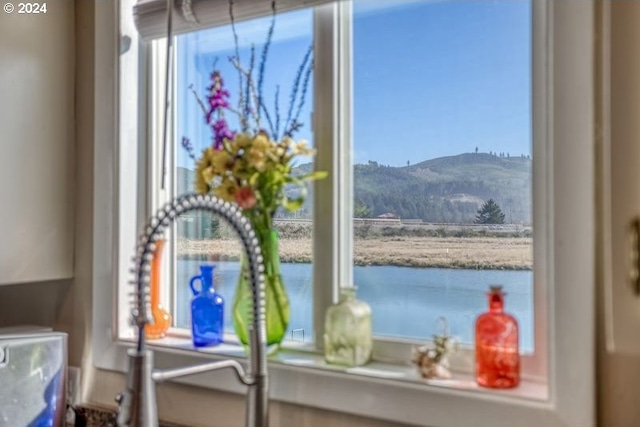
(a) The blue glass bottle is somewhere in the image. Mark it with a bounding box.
[190,264,224,347]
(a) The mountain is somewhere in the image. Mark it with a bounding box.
[354,152,531,224]
[178,152,532,225]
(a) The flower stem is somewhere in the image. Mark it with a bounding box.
[252,213,288,343]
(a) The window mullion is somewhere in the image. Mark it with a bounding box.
[117,0,147,340]
[312,3,335,351]
[337,0,354,292]
[531,0,549,382]
[312,2,353,350]
[167,34,179,323]
[150,40,163,216]
[149,39,174,322]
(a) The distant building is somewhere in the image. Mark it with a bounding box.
[377,212,399,219]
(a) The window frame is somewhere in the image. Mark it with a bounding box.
[154,0,547,380]
[93,1,595,426]
[312,0,549,382]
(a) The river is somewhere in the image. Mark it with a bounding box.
[176,261,533,352]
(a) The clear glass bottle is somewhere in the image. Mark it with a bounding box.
[190,264,224,347]
[324,287,372,367]
[475,285,520,388]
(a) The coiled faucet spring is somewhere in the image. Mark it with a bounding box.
[117,193,269,427]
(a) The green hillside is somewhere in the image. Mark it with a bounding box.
[354,152,531,224]
[178,152,532,225]
[408,152,530,181]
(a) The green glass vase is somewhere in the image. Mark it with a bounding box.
[233,228,290,348]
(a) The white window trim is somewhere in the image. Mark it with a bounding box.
[312,0,353,352]
[149,0,547,381]
[93,1,595,426]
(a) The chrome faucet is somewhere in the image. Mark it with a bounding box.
[116,194,268,427]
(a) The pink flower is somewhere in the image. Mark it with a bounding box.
[205,71,234,150]
[211,119,235,150]
[234,186,257,209]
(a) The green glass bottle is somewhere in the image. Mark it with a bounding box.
[324,287,372,367]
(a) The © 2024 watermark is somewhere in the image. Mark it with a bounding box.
[3,2,47,14]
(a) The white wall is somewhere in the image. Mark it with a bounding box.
[0,0,74,284]
[0,0,75,329]
[597,2,640,426]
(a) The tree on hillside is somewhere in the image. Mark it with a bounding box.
[354,198,372,218]
[474,199,506,224]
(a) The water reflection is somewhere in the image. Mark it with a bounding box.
[177,261,533,351]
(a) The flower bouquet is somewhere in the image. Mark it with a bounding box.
[184,5,325,348]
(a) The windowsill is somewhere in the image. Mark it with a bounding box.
[142,334,547,400]
[112,334,550,427]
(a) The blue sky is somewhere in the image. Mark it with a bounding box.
[177,0,531,168]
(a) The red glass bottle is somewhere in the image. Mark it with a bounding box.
[475,285,520,388]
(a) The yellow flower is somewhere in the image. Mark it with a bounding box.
[202,166,215,184]
[247,148,266,171]
[246,134,271,172]
[210,149,233,174]
[212,178,236,203]
[294,140,314,156]
[194,150,213,194]
[203,147,215,159]
[195,173,209,194]
[192,130,326,214]
[253,133,271,152]
[234,133,253,149]
[232,158,248,176]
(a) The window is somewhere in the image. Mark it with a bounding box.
[149,0,537,362]
[134,0,539,370]
[351,0,534,353]
[171,8,316,343]
[95,0,595,426]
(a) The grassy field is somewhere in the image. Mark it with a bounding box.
[178,235,533,270]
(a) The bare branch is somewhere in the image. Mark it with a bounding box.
[284,44,313,137]
[229,0,247,132]
[290,53,314,136]
[257,0,276,124]
[229,56,263,132]
[274,85,281,139]
[188,84,208,117]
